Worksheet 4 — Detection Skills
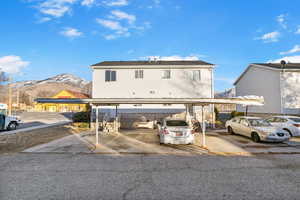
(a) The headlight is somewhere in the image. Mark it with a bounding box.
[268,133,276,136]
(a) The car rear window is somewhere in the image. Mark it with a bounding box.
[288,118,300,123]
[166,120,188,126]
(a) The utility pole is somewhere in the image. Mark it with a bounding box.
[8,75,12,115]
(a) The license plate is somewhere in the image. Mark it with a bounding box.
[176,132,183,136]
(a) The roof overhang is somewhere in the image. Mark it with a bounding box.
[35,97,264,106]
[91,65,214,70]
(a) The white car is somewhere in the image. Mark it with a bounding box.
[157,119,194,144]
[225,116,290,143]
[266,116,300,137]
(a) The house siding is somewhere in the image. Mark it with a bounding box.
[282,72,300,114]
[236,66,281,114]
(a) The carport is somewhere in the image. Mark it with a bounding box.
[36,97,264,148]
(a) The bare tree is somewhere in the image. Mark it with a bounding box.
[0,71,8,103]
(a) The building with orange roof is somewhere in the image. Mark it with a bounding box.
[35,90,90,112]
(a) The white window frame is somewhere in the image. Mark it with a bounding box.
[135,69,144,79]
[105,70,117,82]
[162,70,171,79]
[192,70,201,81]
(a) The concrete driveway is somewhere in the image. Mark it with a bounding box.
[201,129,300,155]
[83,129,207,155]
[22,128,300,155]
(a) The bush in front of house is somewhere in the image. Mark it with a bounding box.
[230,111,244,119]
[72,112,90,123]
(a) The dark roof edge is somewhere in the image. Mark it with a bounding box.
[91,60,214,67]
[233,63,277,85]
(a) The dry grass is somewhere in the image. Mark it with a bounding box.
[0,125,80,154]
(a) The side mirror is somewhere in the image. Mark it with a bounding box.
[156,122,161,125]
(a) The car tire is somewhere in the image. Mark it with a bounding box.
[7,122,17,131]
[283,129,293,137]
[228,126,234,134]
[251,132,260,143]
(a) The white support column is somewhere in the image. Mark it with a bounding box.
[202,105,206,148]
[95,106,99,146]
[90,104,93,130]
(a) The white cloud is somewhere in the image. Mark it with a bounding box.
[96,19,127,31]
[38,0,76,18]
[60,27,83,38]
[103,0,128,6]
[268,55,300,63]
[255,31,280,43]
[142,55,202,61]
[280,45,300,55]
[295,26,300,34]
[277,14,287,29]
[81,0,95,6]
[37,17,52,23]
[0,55,30,74]
[96,18,130,39]
[110,10,136,24]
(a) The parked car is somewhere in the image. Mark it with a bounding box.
[225,116,290,143]
[265,116,300,137]
[157,119,194,144]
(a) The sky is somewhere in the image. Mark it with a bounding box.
[1,0,300,92]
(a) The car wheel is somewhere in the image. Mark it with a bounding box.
[283,129,293,137]
[7,122,17,131]
[251,132,260,143]
[228,126,234,134]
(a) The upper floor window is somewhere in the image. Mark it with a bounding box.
[105,70,116,82]
[192,70,201,81]
[135,70,144,79]
[162,70,171,79]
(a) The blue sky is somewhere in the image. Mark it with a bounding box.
[1,0,300,92]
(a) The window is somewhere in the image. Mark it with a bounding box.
[135,70,143,79]
[105,70,116,82]
[162,70,171,79]
[192,70,201,81]
[239,118,249,126]
[166,120,188,127]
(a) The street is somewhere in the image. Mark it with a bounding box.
[0,153,299,200]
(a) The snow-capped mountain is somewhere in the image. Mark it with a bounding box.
[13,73,90,88]
[215,88,236,98]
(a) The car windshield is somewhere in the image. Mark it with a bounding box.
[288,118,300,123]
[248,119,271,127]
[0,109,7,115]
[166,120,188,126]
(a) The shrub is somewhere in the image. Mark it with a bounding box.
[230,111,244,119]
[72,112,90,123]
[214,107,220,120]
[215,120,224,128]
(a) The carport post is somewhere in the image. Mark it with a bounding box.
[90,104,93,130]
[202,105,206,148]
[95,106,99,145]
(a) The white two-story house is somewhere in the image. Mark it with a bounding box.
[91,60,215,120]
[235,62,300,115]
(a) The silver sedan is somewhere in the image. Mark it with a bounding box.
[157,119,195,144]
[225,116,290,143]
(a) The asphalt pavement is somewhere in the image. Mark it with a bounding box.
[0,153,299,200]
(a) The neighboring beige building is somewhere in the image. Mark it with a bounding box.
[234,62,300,114]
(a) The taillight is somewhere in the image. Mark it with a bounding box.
[293,124,300,127]
[163,128,169,135]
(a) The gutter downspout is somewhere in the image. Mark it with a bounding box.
[280,60,286,115]
[211,67,215,128]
